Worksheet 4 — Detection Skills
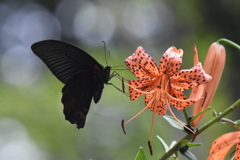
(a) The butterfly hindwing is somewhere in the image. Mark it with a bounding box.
[61,74,98,128]
[31,40,109,128]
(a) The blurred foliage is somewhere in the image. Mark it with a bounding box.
[0,0,240,159]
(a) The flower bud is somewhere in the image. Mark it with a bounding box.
[191,42,226,127]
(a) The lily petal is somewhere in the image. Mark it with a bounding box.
[170,88,187,100]
[208,144,234,160]
[208,131,240,160]
[125,46,159,79]
[129,87,143,101]
[128,79,157,101]
[170,62,212,90]
[167,92,200,110]
[128,78,155,89]
[159,46,183,76]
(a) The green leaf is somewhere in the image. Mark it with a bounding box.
[180,150,198,160]
[169,141,177,158]
[156,135,169,153]
[163,115,184,131]
[190,107,211,122]
[187,142,201,149]
[169,141,177,150]
[212,109,218,117]
[135,147,147,160]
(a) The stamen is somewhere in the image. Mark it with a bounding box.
[166,90,201,104]
[122,77,125,93]
[148,140,153,155]
[164,74,195,133]
[149,106,156,153]
[184,124,195,133]
[121,119,126,134]
[148,90,160,154]
[123,98,155,126]
[167,101,195,134]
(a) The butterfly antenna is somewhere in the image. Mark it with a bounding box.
[102,41,109,66]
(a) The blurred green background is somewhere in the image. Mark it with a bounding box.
[0,0,240,159]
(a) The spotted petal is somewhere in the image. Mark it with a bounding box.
[170,88,187,100]
[125,46,159,79]
[167,91,200,110]
[208,131,240,160]
[129,87,142,101]
[159,47,183,76]
[128,78,157,101]
[170,62,212,91]
[128,78,155,89]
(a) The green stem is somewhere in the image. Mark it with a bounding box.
[217,38,240,50]
[159,99,240,160]
[198,99,240,134]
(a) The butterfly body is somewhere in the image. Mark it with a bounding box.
[31,40,111,128]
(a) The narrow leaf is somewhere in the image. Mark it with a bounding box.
[212,109,218,117]
[169,141,177,150]
[191,107,211,122]
[187,142,201,149]
[169,141,177,158]
[163,115,184,131]
[156,135,169,153]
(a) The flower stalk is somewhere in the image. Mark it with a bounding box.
[218,38,240,50]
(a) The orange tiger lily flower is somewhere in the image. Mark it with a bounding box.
[191,42,226,127]
[208,131,240,160]
[123,46,212,152]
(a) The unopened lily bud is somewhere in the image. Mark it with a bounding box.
[191,42,226,127]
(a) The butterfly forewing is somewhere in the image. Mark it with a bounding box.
[31,40,102,83]
[31,40,110,128]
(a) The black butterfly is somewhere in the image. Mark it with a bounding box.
[31,40,112,129]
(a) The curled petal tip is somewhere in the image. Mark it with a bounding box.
[192,43,199,65]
